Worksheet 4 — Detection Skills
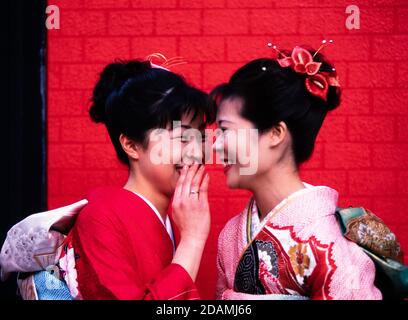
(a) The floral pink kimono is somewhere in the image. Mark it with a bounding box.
[216,183,382,300]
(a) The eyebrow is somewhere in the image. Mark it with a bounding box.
[180,124,207,131]
[217,119,235,125]
[171,124,191,130]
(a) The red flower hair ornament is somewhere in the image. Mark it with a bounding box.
[267,40,340,102]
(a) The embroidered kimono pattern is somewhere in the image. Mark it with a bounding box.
[57,241,82,299]
[216,184,382,300]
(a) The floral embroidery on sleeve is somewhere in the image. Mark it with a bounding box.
[58,243,82,299]
[288,244,311,277]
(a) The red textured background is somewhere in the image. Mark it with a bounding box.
[47,0,408,299]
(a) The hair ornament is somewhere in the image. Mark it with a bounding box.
[145,53,187,71]
[267,40,340,101]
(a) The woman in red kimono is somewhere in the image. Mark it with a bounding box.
[56,58,216,299]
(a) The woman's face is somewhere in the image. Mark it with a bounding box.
[137,111,207,197]
[213,97,278,190]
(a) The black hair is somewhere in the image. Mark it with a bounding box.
[89,59,216,165]
[210,48,341,166]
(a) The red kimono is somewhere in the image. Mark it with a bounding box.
[58,186,199,300]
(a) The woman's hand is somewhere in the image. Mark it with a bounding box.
[172,164,210,244]
[171,164,211,281]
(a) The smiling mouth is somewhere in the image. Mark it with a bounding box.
[223,164,232,174]
[221,159,234,174]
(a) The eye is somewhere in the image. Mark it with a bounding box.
[172,135,186,143]
[219,127,229,135]
[173,135,189,142]
[180,132,206,143]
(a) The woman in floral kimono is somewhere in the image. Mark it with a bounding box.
[211,44,382,300]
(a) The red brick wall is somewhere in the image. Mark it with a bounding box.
[47,0,408,299]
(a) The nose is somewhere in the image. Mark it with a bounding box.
[183,140,203,165]
[212,133,224,153]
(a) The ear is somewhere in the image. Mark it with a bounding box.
[119,134,140,161]
[268,121,288,148]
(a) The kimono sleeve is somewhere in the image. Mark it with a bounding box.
[73,203,199,300]
[308,234,382,300]
[215,227,229,300]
